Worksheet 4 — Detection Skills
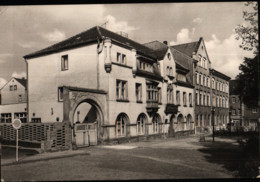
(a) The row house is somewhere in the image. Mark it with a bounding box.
[23,26,195,147]
[229,79,258,131]
[0,77,27,123]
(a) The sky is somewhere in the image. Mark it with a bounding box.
[0,2,256,88]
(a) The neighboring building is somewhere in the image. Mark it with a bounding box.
[23,26,195,147]
[0,77,27,123]
[229,79,258,131]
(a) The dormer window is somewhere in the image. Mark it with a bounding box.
[116,52,126,65]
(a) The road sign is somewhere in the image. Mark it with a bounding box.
[12,119,22,130]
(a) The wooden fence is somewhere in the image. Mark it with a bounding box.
[0,122,71,152]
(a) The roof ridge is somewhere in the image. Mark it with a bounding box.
[171,40,199,47]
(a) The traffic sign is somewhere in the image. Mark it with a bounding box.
[12,119,22,130]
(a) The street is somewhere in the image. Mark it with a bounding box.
[2,135,245,180]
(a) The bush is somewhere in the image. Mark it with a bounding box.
[237,133,259,178]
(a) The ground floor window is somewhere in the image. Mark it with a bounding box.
[14,112,27,123]
[152,114,161,133]
[116,113,128,137]
[137,114,146,135]
[0,113,11,123]
[31,118,41,123]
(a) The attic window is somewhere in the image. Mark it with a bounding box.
[201,46,203,50]
[167,53,171,60]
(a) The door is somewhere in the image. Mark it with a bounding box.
[74,123,97,147]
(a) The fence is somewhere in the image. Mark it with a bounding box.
[0,122,71,152]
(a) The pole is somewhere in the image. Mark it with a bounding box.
[16,129,18,162]
[211,108,215,143]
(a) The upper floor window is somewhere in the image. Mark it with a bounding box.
[199,74,201,85]
[232,109,236,115]
[167,85,173,104]
[147,84,158,102]
[61,55,68,71]
[177,73,186,82]
[252,108,257,113]
[116,52,127,65]
[116,80,128,101]
[139,61,152,72]
[58,87,63,102]
[136,83,142,102]
[203,76,205,86]
[183,92,187,106]
[9,85,13,91]
[189,93,192,106]
[176,91,180,105]
[158,87,162,103]
[199,93,202,105]
[14,85,17,90]
[212,78,215,89]
[232,97,236,103]
[196,91,198,105]
[18,94,22,102]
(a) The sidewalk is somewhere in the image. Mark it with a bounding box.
[1,148,89,166]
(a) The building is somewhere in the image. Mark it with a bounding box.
[23,26,195,147]
[229,79,258,131]
[0,77,27,123]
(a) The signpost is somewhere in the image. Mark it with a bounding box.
[12,119,22,162]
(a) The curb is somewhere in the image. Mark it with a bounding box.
[2,151,90,167]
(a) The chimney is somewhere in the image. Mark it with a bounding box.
[163,41,168,46]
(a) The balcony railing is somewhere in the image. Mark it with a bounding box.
[165,104,178,115]
[146,100,159,113]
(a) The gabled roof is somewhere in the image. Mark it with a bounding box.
[210,68,231,81]
[24,26,158,60]
[14,78,27,88]
[171,38,202,58]
[170,47,192,71]
[143,40,168,60]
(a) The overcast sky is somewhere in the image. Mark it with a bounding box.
[0,2,255,88]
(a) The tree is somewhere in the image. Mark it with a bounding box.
[235,2,258,107]
[235,54,258,107]
[235,2,258,53]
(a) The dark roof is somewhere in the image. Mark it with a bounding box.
[210,69,231,81]
[143,40,168,60]
[176,62,189,73]
[229,79,240,95]
[14,78,27,88]
[170,47,192,70]
[24,26,158,60]
[171,38,202,58]
[175,80,194,89]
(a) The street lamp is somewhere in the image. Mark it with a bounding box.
[211,107,215,143]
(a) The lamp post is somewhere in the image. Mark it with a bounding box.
[228,110,232,134]
[211,107,215,143]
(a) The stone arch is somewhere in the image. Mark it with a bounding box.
[69,94,105,143]
[115,112,130,137]
[187,114,193,130]
[136,113,148,135]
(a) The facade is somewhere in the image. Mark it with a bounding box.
[229,79,258,131]
[0,77,27,123]
[23,26,195,147]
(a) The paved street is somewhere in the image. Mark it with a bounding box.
[2,135,244,180]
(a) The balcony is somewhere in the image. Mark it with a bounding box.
[146,100,159,113]
[164,104,178,115]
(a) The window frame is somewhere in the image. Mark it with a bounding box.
[61,55,69,71]
[58,87,64,102]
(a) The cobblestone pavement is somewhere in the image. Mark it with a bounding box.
[2,135,242,181]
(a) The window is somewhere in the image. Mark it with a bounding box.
[0,113,11,123]
[116,114,127,137]
[18,94,22,102]
[252,108,257,113]
[147,84,159,102]
[189,93,192,106]
[207,95,209,106]
[136,83,142,102]
[158,87,162,103]
[9,85,13,91]
[199,93,202,105]
[183,92,187,106]
[137,114,146,135]
[116,80,128,101]
[61,55,68,71]
[196,92,198,105]
[176,91,180,105]
[14,112,27,123]
[232,97,236,103]
[58,87,64,102]
[212,78,215,89]
[238,109,241,115]
[232,109,236,115]
[212,95,215,106]
[167,85,173,104]
[216,97,218,107]
[32,118,41,123]
[199,74,201,85]
[203,76,205,86]
[152,115,160,133]
[195,72,198,84]
[117,52,121,62]
[122,54,126,64]
[14,85,17,90]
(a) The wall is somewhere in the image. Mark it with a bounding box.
[1,78,27,105]
[26,44,98,122]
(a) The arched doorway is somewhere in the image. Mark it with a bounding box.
[115,113,130,137]
[187,114,192,130]
[169,114,176,136]
[136,113,148,135]
[152,113,161,134]
[72,99,103,147]
[177,114,184,131]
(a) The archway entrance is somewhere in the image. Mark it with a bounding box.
[72,100,102,147]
